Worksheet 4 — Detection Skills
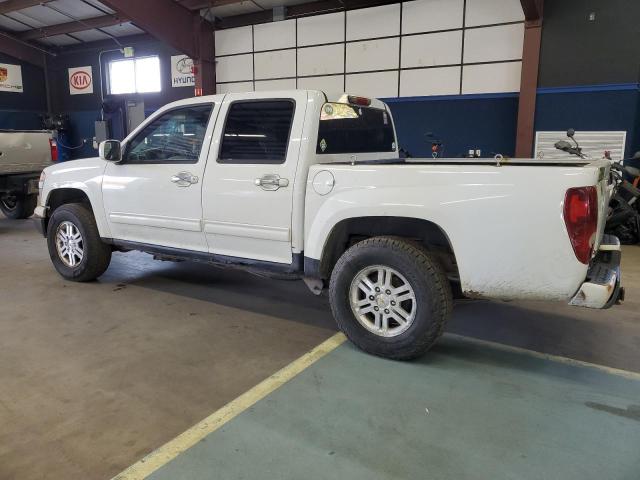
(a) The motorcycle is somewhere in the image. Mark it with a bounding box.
[554,129,640,245]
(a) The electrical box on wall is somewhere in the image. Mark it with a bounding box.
[126,100,145,134]
[95,121,109,143]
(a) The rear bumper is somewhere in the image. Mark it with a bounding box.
[569,235,624,309]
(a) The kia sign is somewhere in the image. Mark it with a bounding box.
[68,66,93,95]
[171,55,195,88]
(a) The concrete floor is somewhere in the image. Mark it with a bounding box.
[1,215,639,480]
[147,337,640,480]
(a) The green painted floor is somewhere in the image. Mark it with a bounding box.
[148,335,640,480]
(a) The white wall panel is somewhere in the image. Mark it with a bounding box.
[254,19,296,51]
[297,44,344,76]
[346,71,398,98]
[297,75,344,94]
[402,0,464,34]
[215,26,252,55]
[462,61,521,94]
[400,67,461,96]
[346,3,400,41]
[465,0,524,27]
[216,54,253,83]
[254,78,297,91]
[346,38,400,73]
[254,49,296,79]
[463,24,524,63]
[297,12,344,46]
[214,1,526,100]
[217,82,254,94]
[401,30,462,68]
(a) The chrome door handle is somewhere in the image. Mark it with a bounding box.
[254,174,289,191]
[171,171,199,187]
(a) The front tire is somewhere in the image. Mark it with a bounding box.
[47,203,112,282]
[0,193,37,219]
[329,237,452,360]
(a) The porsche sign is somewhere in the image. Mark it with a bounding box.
[0,63,23,93]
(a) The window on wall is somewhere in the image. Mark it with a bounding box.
[218,100,295,164]
[108,56,161,94]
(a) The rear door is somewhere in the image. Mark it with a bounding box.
[201,91,308,264]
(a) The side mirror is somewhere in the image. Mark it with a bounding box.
[99,140,122,163]
[567,128,575,138]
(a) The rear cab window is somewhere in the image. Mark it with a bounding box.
[218,100,295,165]
[316,102,396,155]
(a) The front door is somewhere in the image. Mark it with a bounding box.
[102,101,219,252]
[202,92,308,264]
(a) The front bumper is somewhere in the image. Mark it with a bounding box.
[569,235,624,309]
[33,205,47,237]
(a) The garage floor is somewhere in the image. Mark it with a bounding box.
[1,215,639,480]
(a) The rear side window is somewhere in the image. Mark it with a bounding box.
[317,103,396,154]
[218,100,295,164]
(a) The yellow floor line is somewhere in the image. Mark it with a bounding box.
[112,332,347,480]
[447,333,640,381]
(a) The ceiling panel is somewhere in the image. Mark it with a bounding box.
[40,33,82,45]
[69,28,112,42]
[0,14,31,31]
[13,5,72,25]
[5,11,47,28]
[211,1,263,17]
[47,0,105,19]
[253,0,310,8]
[82,0,116,14]
[100,21,144,36]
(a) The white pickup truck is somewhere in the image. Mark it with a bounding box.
[0,129,57,219]
[34,90,623,359]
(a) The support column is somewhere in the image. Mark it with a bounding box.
[515,17,543,158]
[515,0,544,158]
[193,15,216,96]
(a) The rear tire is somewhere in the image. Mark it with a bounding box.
[329,236,452,360]
[0,193,37,219]
[47,203,112,282]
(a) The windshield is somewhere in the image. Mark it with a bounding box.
[316,103,396,154]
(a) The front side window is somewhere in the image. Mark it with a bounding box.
[317,103,396,154]
[219,100,295,164]
[124,104,213,164]
[109,56,161,94]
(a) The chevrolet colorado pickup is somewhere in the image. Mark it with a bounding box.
[0,129,56,219]
[34,90,623,359]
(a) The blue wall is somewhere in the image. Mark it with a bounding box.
[382,84,640,160]
[47,35,197,160]
[0,53,47,130]
[534,84,640,157]
[385,94,519,158]
[0,110,42,130]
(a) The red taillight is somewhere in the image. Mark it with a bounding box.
[49,138,58,162]
[347,95,371,106]
[563,186,598,264]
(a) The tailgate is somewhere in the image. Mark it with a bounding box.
[0,130,53,175]
[592,159,613,253]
